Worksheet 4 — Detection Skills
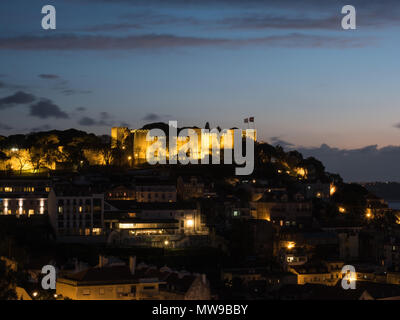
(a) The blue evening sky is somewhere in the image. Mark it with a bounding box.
[1,0,400,150]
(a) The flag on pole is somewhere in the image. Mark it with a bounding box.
[244,118,249,123]
[249,117,254,122]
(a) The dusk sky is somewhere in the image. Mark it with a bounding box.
[1,0,400,181]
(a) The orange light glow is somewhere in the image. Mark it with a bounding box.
[287,242,295,250]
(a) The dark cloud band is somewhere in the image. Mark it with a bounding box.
[0,33,370,51]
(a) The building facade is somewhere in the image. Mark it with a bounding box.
[0,179,51,216]
[48,188,104,237]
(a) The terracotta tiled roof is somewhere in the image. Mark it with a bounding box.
[59,263,197,293]
[64,266,137,283]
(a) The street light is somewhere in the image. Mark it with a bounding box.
[128,156,132,167]
[186,219,194,227]
[287,242,295,250]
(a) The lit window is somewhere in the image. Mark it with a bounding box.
[119,223,135,229]
[82,289,91,296]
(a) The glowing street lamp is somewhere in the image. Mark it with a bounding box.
[330,185,336,196]
[186,219,194,227]
[296,167,306,177]
[287,242,295,250]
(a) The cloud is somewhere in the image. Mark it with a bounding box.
[78,117,97,126]
[69,0,400,36]
[142,112,173,121]
[120,11,202,26]
[29,99,70,119]
[264,136,400,181]
[394,123,400,129]
[0,122,13,130]
[264,137,400,182]
[76,107,86,112]
[298,144,400,182]
[30,124,52,132]
[78,112,113,126]
[38,74,60,79]
[0,91,36,109]
[220,14,340,30]
[269,136,295,149]
[0,33,371,51]
[79,9,199,34]
[37,74,92,96]
[83,23,142,32]
[100,111,111,119]
[120,122,131,127]
[143,113,160,121]
[0,81,27,91]
[0,91,70,121]
[218,7,400,31]
[61,89,92,95]
[79,0,400,11]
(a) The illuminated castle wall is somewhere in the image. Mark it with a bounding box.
[111,126,257,165]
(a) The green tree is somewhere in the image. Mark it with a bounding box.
[27,134,61,172]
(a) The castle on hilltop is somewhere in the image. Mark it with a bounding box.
[111,124,257,165]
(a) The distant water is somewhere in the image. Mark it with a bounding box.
[388,201,400,210]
